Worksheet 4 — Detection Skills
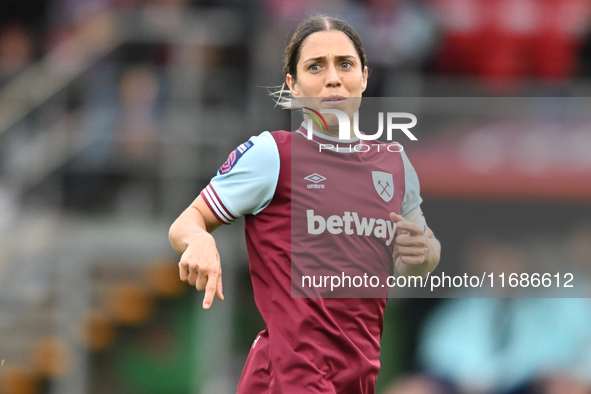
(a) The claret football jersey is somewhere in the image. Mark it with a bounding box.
[201,125,424,394]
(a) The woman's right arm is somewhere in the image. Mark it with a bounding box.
[170,131,280,308]
[169,195,225,309]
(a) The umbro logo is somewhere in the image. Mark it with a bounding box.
[304,173,326,183]
[304,173,326,189]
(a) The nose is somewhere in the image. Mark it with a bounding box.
[325,64,341,88]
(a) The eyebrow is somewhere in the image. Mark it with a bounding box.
[302,55,358,64]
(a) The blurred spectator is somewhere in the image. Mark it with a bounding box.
[415,236,591,394]
[117,64,163,160]
[350,0,439,96]
[48,0,112,27]
[46,0,113,49]
[0,23,34,86]
[358,0,438,66]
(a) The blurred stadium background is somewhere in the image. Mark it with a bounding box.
[1,0,591,393]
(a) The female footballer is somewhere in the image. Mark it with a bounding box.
[169,15,440,394]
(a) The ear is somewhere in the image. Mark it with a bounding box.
[286,73,299,96]
[361,66,368,92]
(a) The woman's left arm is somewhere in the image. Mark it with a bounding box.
[389,211,441,278]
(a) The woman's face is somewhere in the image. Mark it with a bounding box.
[286,30,368,133]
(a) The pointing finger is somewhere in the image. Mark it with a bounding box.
[203,273,218,309]
[389,212,405,223]
[215,273,224,301]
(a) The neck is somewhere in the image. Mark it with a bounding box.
[302,120,357,141]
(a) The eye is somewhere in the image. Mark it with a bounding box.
[341,62,353,69]
[308,64,320,72]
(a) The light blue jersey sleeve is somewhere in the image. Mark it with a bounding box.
[200,131,280,224]
[401,150,423,217]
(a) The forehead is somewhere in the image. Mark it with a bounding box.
[299,30,358,61]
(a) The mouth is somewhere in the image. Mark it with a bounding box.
[322,96,347,105]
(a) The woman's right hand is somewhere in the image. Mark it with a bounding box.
[178,231,224,309]
[170,195,225,309]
